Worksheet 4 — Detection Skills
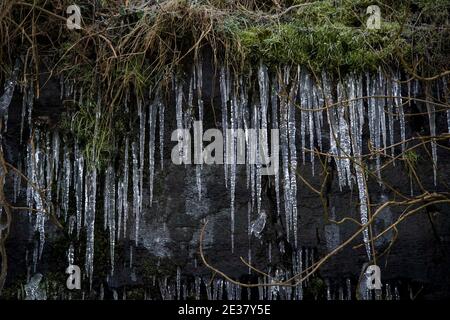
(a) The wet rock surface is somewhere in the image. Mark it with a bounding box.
[2,61,450,300]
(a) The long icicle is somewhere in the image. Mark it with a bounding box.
[138,97,146,242]
[230,79,237,253]
[220,66,229,188]
[258,63,269,217]
[271,75,281,218]
[196,59,204,200]
[149,95,158,204]
[105,164,116,274]
[84,168,97,288]
[278,70,292,242]
[287,66,298,247]
[393,73,405,153]
[132,141,140,245]
[159,90,165,170]
[122,137,129,238]
[425,83,437,185]
[444,77,450,138]
[348,76,371,260]
[75,142,84,238]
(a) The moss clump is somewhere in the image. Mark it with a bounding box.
[225,0,409,72]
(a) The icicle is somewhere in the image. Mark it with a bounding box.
[26,145,33,220]
[292,249,303,300]
[19,85,27,143]
[176,266,181,300]
[336,81,352,187]
[258,63,270,148]
[61,145,71,221]
[243,89,251,190]
[394,286,400,300]
[366,72,381,182]
[175,78,187,163]
[27,82,35,129]
[386,76,395,159]
[84,168,97,286]
[195,276,201,300]
[393,74,405,153]
[148,97,158,204]
[447,109,450,138]
[378,69,387,151]
[349,75,365,156]
[197,59,204,132]
[313,83,324,153]
[300,68,315,172]
[104,164,116,273]
[326,280,332,300]
[247,202,252,274]
[445,77,450,137]
[324,72,343,189]
[346,278,352,300]
[195,165,202,203]
[0,59,20,121]
[271,75,281,218]
[122,137,130,238]
[300,74,307,165]
[356,162,371,260]
[287,66,298,247]
[44,133,52,204]
[74,143,84,238]
[278,72,292,242]
[349,76,371,260]
[132,141,140,245]
[30,131,47,259]
[52,131,60,180]
[186,73,194,131]
[229,82,237,253]
[138,98,146,232]
[13,159,22,203]
[307,73,315,175]
[67,243,75,267]
[117,175,123,241]
[385,283,392,300]
[258,63,269,217]
[250,102,258,213]
[203,277,212,300]
[220,66,229,188]
[426,84,437,185]
[392,76,411,152]
[196,59,204,201]
[159,95,165,169]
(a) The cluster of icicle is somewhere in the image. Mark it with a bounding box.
[4,60,449,290]
[218,64,449,260]
[16,82,167,286]
[20,265,404,300]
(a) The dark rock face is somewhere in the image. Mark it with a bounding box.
[2,58,450,300]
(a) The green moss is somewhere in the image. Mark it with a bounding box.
[226,0,411,72]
